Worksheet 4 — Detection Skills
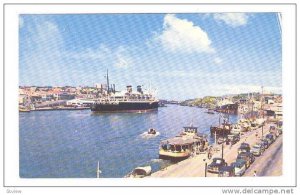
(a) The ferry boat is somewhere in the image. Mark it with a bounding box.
[91,71,159,112]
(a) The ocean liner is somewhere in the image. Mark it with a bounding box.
[91,71,159,112]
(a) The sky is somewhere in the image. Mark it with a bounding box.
[19,13,282,100]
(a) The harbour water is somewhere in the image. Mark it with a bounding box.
[19,104,238,178]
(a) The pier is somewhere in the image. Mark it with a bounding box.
[150,120,282,177]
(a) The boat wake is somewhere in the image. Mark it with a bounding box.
[140,132,160,139]
[150,159,163,163]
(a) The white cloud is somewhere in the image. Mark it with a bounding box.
[156,14,214,53]
[20,20,134,85]
[213,13,249,27]
[65,45,132,68]
[66,45,110,60]
[213,57,223,65]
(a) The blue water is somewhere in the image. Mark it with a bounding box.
[19,105,238,178]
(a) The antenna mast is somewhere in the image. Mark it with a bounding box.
[106,69,110,95]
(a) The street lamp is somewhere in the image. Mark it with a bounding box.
[261,86,264,138]
[221,142,224,159]
[222,118,225,159]
[203,159,207,177]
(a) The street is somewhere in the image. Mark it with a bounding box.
[244,135,282,176]
[150,122,282,177]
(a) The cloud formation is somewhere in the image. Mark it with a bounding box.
[213,13,249,27]
[20,20,133,85]
[213,57,223,65]
[156,14,214,53]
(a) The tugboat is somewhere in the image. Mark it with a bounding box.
[91,70,159,112]
[210,115,232,136]
[210,122,232,136]
[206,109,215,114]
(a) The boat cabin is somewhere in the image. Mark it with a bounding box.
[182,126,198,135]
[126,166,152,178]
[159,136,203,160]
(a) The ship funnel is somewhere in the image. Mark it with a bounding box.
[126,85,132,93]
[137,85,143,94]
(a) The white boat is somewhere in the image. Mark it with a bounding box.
[255,118,266,127]
[231,124,242,135]
[140,129,160,139]
[179,126,199,136]
[238,119,251,132]
[126,166,152,178]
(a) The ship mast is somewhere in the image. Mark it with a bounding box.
[96,161,102,178]
[106,69,110,95]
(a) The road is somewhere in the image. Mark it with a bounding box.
[150,122,282,177]
[244,135,282,177]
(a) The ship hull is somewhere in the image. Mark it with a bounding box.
[91,101,159,112]
[159,150,191,161]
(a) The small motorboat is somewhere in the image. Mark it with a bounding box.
[125,166,152,178]
[206,109,215,114]
[140,128,160,138]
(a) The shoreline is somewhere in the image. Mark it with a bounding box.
[19,107,90,112]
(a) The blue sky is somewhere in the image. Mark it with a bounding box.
[19,13,282,100]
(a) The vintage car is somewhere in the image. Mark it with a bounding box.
[251,144,264,156]
[259,139,269,149]
[255,141,265,152]
[236,152,255,168]
[269,125,280,137]
[226,134,240,145]
[231,159,247,176]
[277,127,283,135]
[265,134,275,145]
[207,158,228,173]
[238,143,250,154]
[218,166,235,177]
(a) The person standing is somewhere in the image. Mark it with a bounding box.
[253,171,257,177]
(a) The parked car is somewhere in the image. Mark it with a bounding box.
[251,144,263,156]
[277,120,283,128]
[218,166,235,177]
[237,152,255,168]
[269,125,279,137]
[269,125,276,131]
[277,127,283,135]
[207,158,227,173]
[226,134,240,145]
[238,143,250,154]
[260,139,269,149]
[231,159,247,176]
[265,133,275,145]
[255,141,265,153]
